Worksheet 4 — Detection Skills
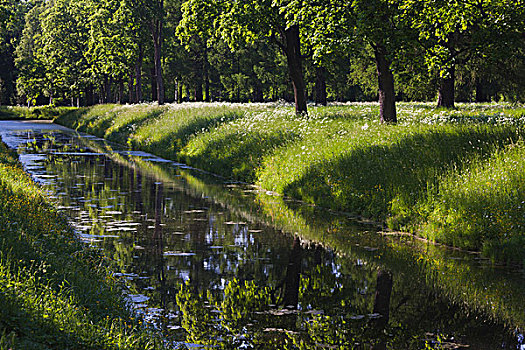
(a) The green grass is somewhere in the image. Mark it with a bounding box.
[0,141,165,349]
[53,101,525,262]
[0,106,76,120]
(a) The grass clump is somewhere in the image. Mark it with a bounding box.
[0,140,165,349]
[422,141,525,261]
[54,101,525,262]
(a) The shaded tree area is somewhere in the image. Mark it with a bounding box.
[0,0,523,118]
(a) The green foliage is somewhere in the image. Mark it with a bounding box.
[0,139,166,349]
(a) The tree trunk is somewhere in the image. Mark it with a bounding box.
[253,84,264,102]
[151,67,157,101]
[195,82,203,102]
[475,76,490,103]
[85,85,93,106]
[204,47,210,102]
[178,82,183,103]
[283,25,307,115]
[373,42,397,123]
[128,73,134,103]
[437,65,455,108]
[105,76,113,103]
[315,66,327,106]
[151,8,165,105]
[174,79,179,103]
[118,79,124,104]
[135,44,143,103]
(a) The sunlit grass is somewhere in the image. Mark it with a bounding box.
[0,141,165,349]
[53,101,525,262]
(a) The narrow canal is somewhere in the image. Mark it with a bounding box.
[1,120,525,349]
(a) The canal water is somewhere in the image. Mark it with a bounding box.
[1,120,525,349]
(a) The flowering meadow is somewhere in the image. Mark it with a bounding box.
[0,141,165,349]
[55,102,525,262]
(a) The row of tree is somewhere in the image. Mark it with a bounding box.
[0,0,524,121]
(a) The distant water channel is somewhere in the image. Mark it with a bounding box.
[2,120,525,349]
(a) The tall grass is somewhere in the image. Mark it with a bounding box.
[0,140,165,349]
[54,101,525,262]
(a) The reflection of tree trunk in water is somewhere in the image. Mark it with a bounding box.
[133,170,144,213]
[371,269,393,350]
[283,236,302,308]
[118,164,125,189]
[154,182,166,307]
[190,202,206,290]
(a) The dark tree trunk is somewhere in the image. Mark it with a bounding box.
[174,79,179,103]
[283,25,307,115]
[315,66,327,106]
[85,85,94,106]
[195,83,203,102]
[135,44,143,103]
[118,79,124,104]
[128,73,134,103]
[151,67,157,101]
[151,7,165,105]
[178,82,183,103]
[475,76,490,102]
[204,47,210,102]
[437,65,455,108]
[373,42,397,123]
[283,236,302,308]
[253,84,264,102]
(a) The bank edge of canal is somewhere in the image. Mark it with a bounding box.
[0,137,167,349]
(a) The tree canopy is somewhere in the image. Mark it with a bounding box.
[0,0,523,117]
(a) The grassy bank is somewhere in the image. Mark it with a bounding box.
[0,106,75,120]
[0,140,165,349]
[53,102,525,262]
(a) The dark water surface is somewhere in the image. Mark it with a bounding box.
[1,120,525,349]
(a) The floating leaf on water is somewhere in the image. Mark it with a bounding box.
[163,251,196,257]
[224,221,247,225]
[262,328,300,335]
[128,294,150,303]
[349,315,365,320]
[304,310,324,315]
[363,246,378,252]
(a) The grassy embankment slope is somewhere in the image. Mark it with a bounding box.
[0,140,165,349]
[53,102,525,263]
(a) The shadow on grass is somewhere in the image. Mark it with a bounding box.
[184,131,299,182]
[105,108,165,144]
[135,111,244,161]
[281,126,521,224]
